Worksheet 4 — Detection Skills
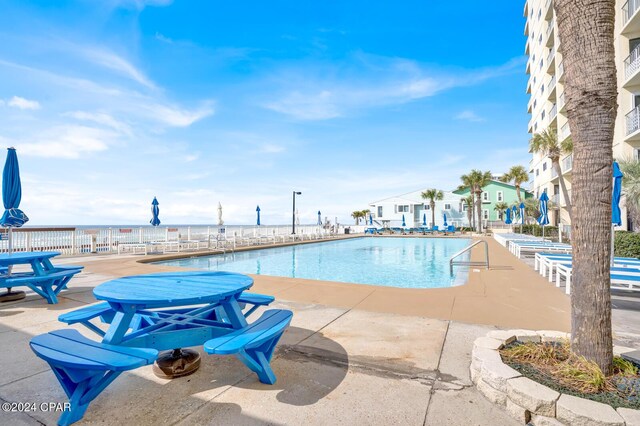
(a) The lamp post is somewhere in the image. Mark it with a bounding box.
[292,191,302,234]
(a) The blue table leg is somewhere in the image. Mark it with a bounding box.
[220,298,248,329]
[102,306,136,345]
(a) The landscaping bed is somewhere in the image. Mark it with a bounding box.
[501,341,640,410]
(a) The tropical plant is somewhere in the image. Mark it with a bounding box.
[529,128,573,220]
[351,210,364,225]
[556,0,616,374]
[618,158,640,227]
[462,196,474,228]
[466,169,492,233]
[500,165,530,203]
[360,209,371,224]
[421,189,444,228]
[494,202,509,221]
[458,182,476,230]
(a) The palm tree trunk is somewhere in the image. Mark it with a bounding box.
[431,201,436,228]
[553,160,573,220]
[516,185,522,203]
[475,190,483,233]
[471,193,476,230]
[556,0,615,374]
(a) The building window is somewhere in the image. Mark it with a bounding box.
[534,123,538,131]
[425,205,430,210]
[397,205,409,213]
[543,162,547,171]
[536,169,539,176]
[533,99,537,108]
[635,149,640,161]
[483,209,489,220]
[539,60,543,70]
[497,191,504,202]
[444,203,451,210]
[541,110,545,120]
[482,192,490,202]
[377,206,383,217]
[540,84,545,94]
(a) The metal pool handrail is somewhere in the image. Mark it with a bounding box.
[449,240,489,276]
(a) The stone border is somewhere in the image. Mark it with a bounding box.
[471,330,640,425]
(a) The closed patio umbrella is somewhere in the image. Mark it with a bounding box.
[150,197,160,226]
[318,210,322,226]
[368,212,373,226]
[512,205,518,225]
[538,192,549,238]
[0,148,29,302]
[256,205,261,226]
[443,213,448,228]
[505,207,512,225]
[612,161,624,265]
[520,202,525,233]
[423,213,427,227]
[217,202,223,226]
[401,214,406,227]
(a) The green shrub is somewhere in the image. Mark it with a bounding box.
[614,231,640,259]
[519,224,559,238]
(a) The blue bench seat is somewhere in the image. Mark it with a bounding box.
[1,269,82,304]
[237,292,275,317]
[30,329,157,426]
[204,309,293,384]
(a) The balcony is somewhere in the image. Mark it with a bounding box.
[623,0,640,35]
[624,44,640,87]
[547,75,557,100]
[525,38,530,55]
[562,154,573,173]
[558,91,566,112]
[549,103,558,122]
[560,122,571,141]
[626,106,640,141]
[558,61,565,82]
[545,0,554,20]
[546,47,556,72]
[527,96,533,113]
[524,19,529,36]
[545,19,555,47]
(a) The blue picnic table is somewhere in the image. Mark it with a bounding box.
[0,251,83,303]
[32,271,293,425]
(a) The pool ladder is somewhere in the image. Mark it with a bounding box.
[449,240,489,276]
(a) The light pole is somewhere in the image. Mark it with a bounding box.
[292,191,302,234]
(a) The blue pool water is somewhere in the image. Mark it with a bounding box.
[157,237,472,289]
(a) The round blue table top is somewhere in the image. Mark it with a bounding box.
[93,271,254,307]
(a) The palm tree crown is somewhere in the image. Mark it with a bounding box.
[529,128,573,162]
[421,189,444,228]
[500,165,530,202]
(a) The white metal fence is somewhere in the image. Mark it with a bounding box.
[0,224,364,256]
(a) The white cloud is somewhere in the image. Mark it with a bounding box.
[139,102,215,127]
[260,144,285,154]
[80,48,156,89]
[455,110,485,122]
[263,55,523,121]
[155,32,174,44]
[7,96,40,110]
[15,125,112,159]
[64,111,132,136]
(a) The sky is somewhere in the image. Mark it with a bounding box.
[0,0,530,226]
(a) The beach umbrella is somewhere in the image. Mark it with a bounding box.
[401,214,406,227]
[217,202,224,226]
[0,148,28,301]
[537,192,549,237]
[505,207,512,225]
[512,205,518,225]
[612,161,624,265]
[256,205,261,226]
[443,212,448,228]
[317,210,322,226]
[150,197,160,226]
[368,213,373,226]
[519,202,525,232]
[423,213,427,227]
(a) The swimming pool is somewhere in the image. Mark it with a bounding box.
[157,237,472,289]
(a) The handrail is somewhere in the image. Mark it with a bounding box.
[449,240,489,276]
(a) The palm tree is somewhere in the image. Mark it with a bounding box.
[529,128,573,220]
[467,169,492,233]
[462,196,474,228]
[494,202,509,221]
[351,211,363,225]
[459,176,476,231]
[361,209,371,225]
[421,189,444,228]
[619,158,640,227]
[500,165,530,203]
[556,0,616,373]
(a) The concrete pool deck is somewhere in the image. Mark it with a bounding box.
[0,235,627,425]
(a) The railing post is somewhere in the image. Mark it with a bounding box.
[108,228,113,253]
[26,232,32,252]
[188,226,191,241]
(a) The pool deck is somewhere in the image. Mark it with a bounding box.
[1,235,632,425]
